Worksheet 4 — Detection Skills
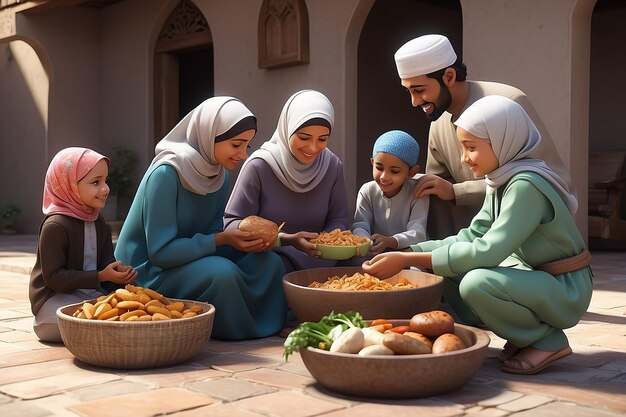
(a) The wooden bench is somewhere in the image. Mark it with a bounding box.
[588,150,626,242]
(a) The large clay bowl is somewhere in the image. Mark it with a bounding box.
[299,322,490,399]
[283,267,444,322]
[57,299,215,369]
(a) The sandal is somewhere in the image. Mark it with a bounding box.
[502,346,572,375]
[498,341,521,362]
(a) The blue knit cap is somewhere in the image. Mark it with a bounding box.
[372,130,420,168]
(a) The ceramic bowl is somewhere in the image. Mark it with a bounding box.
[283,266,444,322]
[57,299,215,369]
[316,240,370,260]
[299,322,490,398]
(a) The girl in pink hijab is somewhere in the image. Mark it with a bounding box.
[29,147,137,343]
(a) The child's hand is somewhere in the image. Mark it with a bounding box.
[361,252,409,279]
[282,232,321,257]
[216,229,269,252]
[370,234,398,255]
[98,261,137,284]
[413,174,455,201]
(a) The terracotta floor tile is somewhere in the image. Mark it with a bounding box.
[0,369,119,399]
[68,387,214,417]
[0,359,77,385]
[236,367,315,389]
[186,377,276,401]
[0,346,74,368]
[123,365,228,387]
[170,403,267,417]
[320,400,463,417]
[209,352,282,372]
[236,391,343,417]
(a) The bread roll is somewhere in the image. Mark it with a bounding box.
[238,215,279,244]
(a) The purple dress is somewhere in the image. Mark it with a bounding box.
[224,156,349,271]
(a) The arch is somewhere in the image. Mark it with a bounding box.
[588,0,625,248]
[258,0,309,69]
[153,0,213,144]
[355,0,462,188]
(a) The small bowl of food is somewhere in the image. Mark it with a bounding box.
[56,285,215,369]
[283,266,444,322]
[312,229,370,260]
[286,311,490,398]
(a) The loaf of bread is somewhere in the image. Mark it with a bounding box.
[238,215,279,245]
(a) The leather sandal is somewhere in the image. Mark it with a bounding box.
[502,346,572,375]
[498,341,521,362]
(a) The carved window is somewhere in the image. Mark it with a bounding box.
[156,0,211,53]
[258,0,309,69]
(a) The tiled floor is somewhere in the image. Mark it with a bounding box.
[0,234,624,417]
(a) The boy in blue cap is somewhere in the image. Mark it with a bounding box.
[352,130,429,257]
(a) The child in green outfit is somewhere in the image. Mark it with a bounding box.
[362,95,592,375]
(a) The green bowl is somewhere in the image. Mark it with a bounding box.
[317,240,370,260]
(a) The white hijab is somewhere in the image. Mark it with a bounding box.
[244,89,335,193]
[454,95,578,214]
[150,97,254,195]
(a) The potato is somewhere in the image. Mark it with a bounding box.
[409,310,455,338]
[238,215,279,245]
[382,332,431,355]
[358,344,394,356]
[403,331,433,351]
[432,333,466,354]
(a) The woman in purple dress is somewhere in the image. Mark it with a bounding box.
[224,89,349,272]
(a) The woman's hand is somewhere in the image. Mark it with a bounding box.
[281,231,321,257]
[99,261,137,284]
[361,252,411,279]
[370,234,398,255]
[216,229,269,252]
[413,174,455,201]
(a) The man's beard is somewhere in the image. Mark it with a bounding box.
[426,83,452,121]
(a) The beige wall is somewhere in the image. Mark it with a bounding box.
[0,40,47,232]
[0,0,605,237]
[461,0,596,235]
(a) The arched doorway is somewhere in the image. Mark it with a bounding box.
[154,0,214,145]
[588,0,626,249]
[356,0,462,188]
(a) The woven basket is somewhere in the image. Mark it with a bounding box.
[56,299,215,369]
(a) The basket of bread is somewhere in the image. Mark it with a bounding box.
[284,310,490,398]
[56,284,215,369]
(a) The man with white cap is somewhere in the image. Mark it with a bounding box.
[394,34,573,239]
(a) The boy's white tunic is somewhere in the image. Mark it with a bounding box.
[352,178,429,248]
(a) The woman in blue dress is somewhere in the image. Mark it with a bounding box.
[115,97,287,340]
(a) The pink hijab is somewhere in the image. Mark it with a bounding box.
[42,147,110,222]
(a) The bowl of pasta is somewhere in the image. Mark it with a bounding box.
[312,229,371,260]
[283,266,444,322]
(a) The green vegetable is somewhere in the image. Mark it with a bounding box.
[283,311,367,360]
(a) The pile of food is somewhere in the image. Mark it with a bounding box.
[308,272,419,291]
[312,229,370,246]
[284,310,465,359]
[71,284,203,321]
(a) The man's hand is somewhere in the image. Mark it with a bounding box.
[413,174,455,200]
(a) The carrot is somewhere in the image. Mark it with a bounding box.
[371,319,392,326]
[388,325,411,334]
